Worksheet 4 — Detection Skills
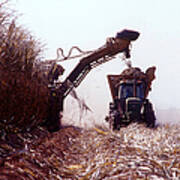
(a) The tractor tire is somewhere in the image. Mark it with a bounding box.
[108,115,117,131]
[143,100,156,128]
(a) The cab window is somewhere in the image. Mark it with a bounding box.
[136,83,145,99]
[119,83,145,99]
[119,84,133,98]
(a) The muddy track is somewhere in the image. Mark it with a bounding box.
[0,123,180,180]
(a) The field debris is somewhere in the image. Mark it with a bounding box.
[0,123,179,179]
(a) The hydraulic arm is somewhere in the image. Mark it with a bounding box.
[47,29,140,132]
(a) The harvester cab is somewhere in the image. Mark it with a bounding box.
[106,67,156,130]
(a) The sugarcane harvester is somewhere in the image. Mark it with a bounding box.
[46,29,156,132]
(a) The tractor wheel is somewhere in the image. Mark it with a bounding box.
[113,114,122,130]
[108,116,117,131]
[143,100,156,128]
[105,116,114,130]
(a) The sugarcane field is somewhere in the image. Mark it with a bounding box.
[0,1,180,180]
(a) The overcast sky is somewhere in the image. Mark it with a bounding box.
[10,0,180,123]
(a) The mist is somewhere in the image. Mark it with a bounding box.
[62,93,180,128]
[10,0,180,129]
[60,57,180,128]
[156,108,180,125]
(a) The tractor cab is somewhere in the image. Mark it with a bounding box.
[118,80,145,99]
[116,80,145,124]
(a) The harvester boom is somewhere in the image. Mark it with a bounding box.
[47,29,140,132]
[58,29,140,99]
[59,39,130,98]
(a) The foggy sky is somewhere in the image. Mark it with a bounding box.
[11,0,180,123]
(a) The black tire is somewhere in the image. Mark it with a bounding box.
[113,115,118,130]
[107,102,118,130]
[143,100,156,128]
[107,113,119,131]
